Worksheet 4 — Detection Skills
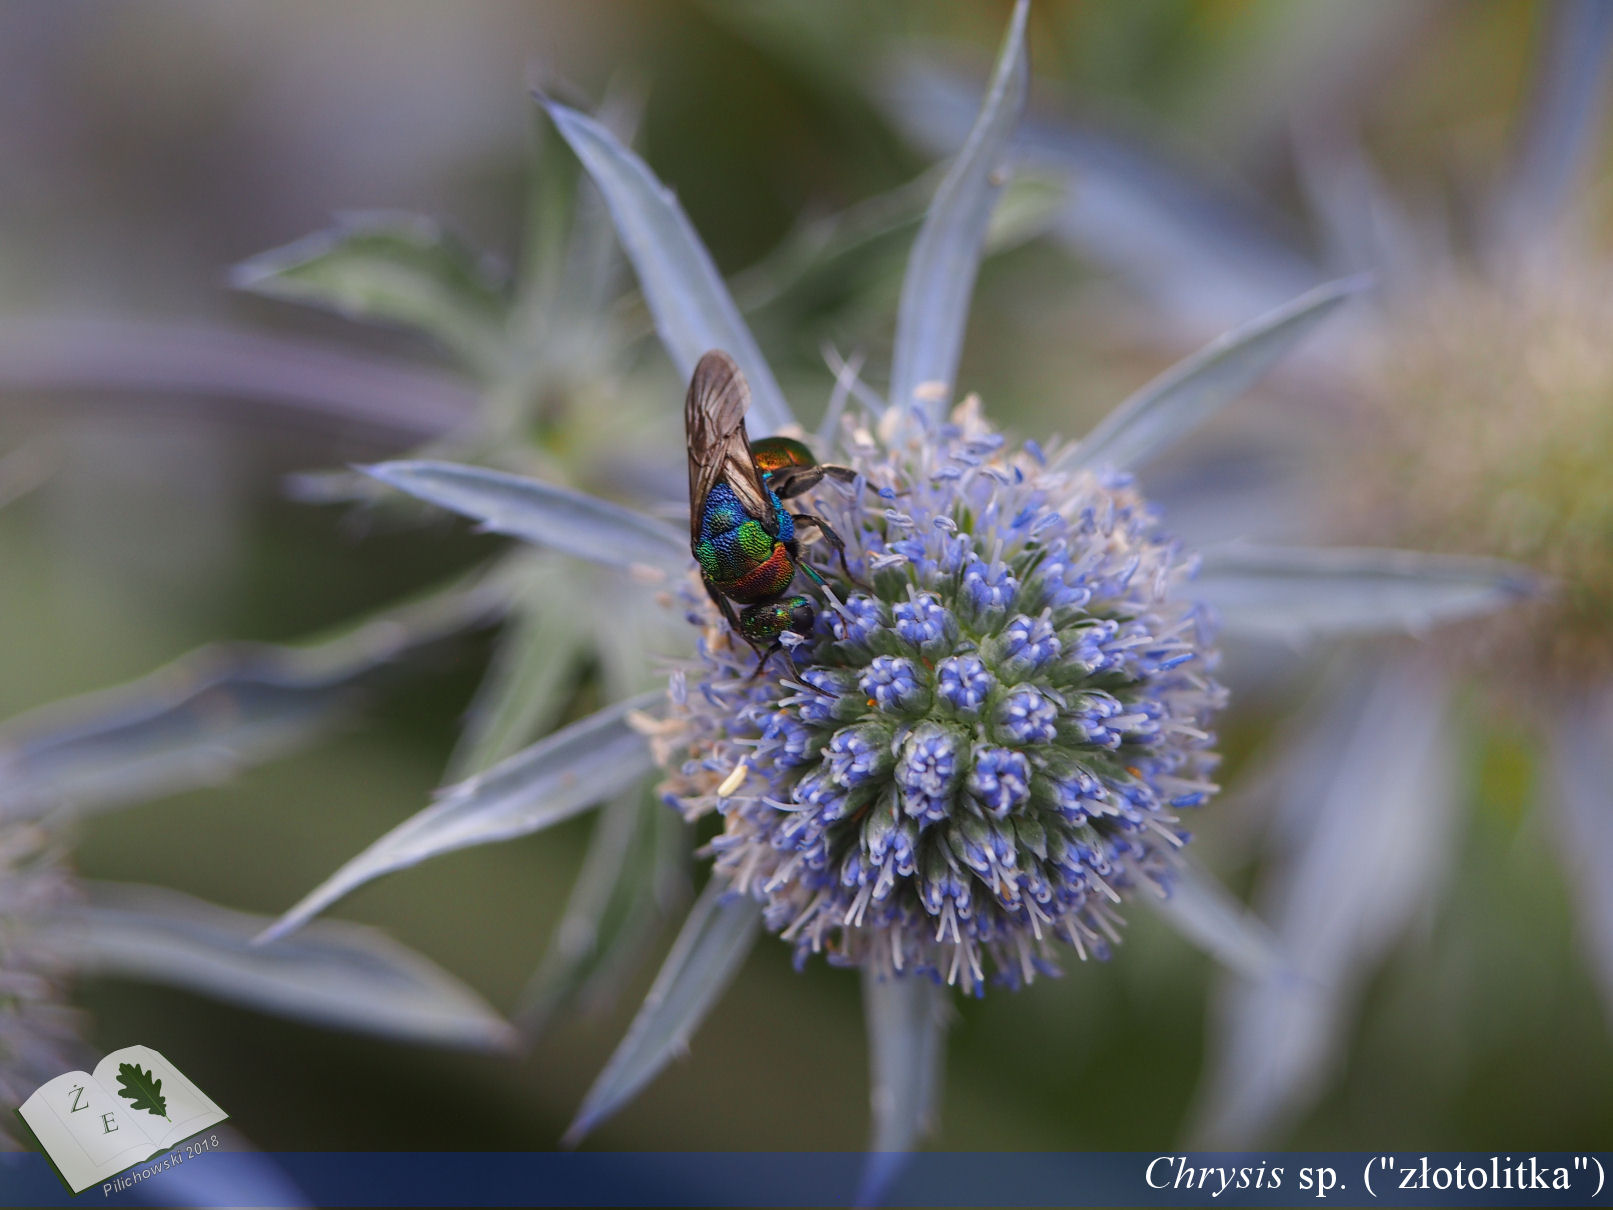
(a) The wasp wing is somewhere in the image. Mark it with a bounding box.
[684,349,773,548]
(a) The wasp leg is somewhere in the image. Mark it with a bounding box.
[768,463,858,499]
[746,639,786,683]
[793,512,866,588]
[702,576,769,662]
[773,460,908,502]
[746,640,834,695]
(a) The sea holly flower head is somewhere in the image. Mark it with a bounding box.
[256,0,1532,1169]
[656,397,1224,993]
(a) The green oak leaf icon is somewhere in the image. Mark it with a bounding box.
[115,1063,169,1121]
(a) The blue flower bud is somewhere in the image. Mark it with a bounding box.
[831,594,886,646]
[860,655,928,714]
[1049,765,1106,825]
[962,556,1019,616]
[935,654,994,713]
[1068,691,1124,749]
[996,685,1059,744]
[762,710,816,767]
[896,722,961,823]
[997,612,1061,675]
[893,591,954,654]
[826,724,890,787]
[967,745,1031,817]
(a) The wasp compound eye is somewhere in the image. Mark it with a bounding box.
[789,599,815,635]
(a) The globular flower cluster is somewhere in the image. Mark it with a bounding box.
[652,399,1224,993]
[0,822,81,1148]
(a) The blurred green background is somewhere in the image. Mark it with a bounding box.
[2,0,1610,1155]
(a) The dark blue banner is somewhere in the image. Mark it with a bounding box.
[1,1150,1608,1207]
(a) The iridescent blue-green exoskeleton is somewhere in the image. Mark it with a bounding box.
[685,350,857,677]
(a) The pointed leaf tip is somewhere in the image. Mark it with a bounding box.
[1066,275,1371,473]
[360,460,687,574]
[1196,544,1540,643]
[260,692,659,943]
[875,58,1323,338]
[55,883,517,1050]
[564,881,760,1145]
[536,95,794,436]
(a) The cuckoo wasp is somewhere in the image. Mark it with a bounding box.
[685,350,857,677]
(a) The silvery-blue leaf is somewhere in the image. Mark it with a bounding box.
[1195,544,1539,643]
[1548,688,1613,1016]
[1489,0,1613,254]
[260,692,660,943]
[1064,277,1368,473]
[0,661,346,825]
[1192,654,1455,1145]
[857,971,949,1207]
[0,574,506,823]
[49,883,517,1050]
[1145,859,1279,980]
[878,59,1318,337]
[888,0,1028,422]
[564,879,760,1145]
[516,794,681,1036]
[540,97,794,436]
[362,460,687,575]
[0,318,473,441]
[231,212,511,373]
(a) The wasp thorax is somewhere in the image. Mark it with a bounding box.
[659,399,1224,994]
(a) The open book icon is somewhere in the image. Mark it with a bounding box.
[16,1044,228,1195]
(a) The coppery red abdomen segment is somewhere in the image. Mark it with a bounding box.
[724,541,799,603]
